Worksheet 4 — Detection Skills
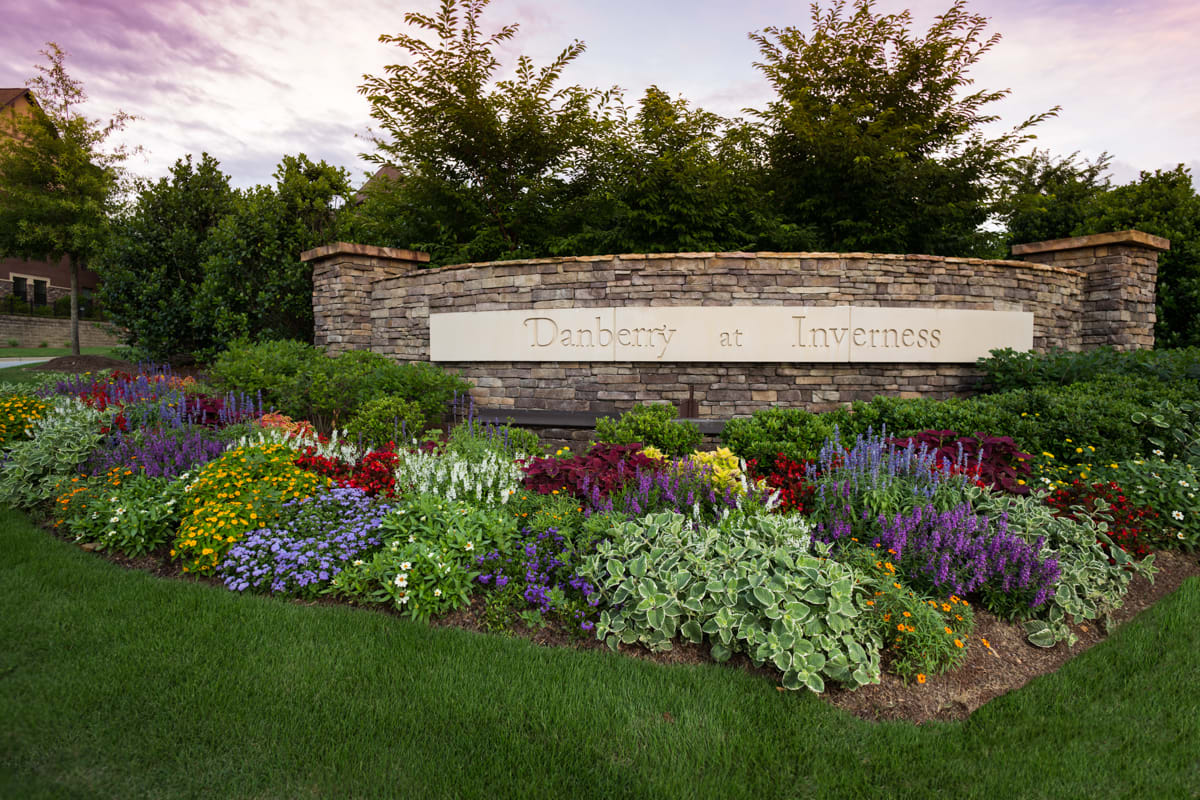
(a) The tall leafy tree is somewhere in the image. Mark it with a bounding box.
[95,153,236,359]
[0,43,135,354]
[195,154,351,349]
[997,149,1112,248]
[355,0,620,263]
[749,0,1055,255]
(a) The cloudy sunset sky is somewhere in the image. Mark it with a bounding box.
[2,0,1197,190]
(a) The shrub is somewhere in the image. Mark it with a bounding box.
[218,487,391,597]
[0,394,47,448]
[978,346,1200,393]
[747,453,818,514]
[54,469,185,557]
[1115,458,1200,551]
[294,445,400,498]
[344,396,426,448]
[721,407,838,465]
[210,340,469,432]
[579,512,880,692]
[594,403,702,457]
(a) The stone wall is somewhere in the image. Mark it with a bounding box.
[304,231,1165,419]
[0,315,123,348]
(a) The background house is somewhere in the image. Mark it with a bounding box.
[0,87,101,313]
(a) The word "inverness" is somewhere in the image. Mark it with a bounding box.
[524,316,677,359]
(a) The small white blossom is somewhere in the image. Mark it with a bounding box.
[433,588,442,597]
[1172,510,1185,521]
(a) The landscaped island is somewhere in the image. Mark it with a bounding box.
[1,342,1197,706]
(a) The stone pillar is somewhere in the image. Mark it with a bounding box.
[301,242,430,354]
[1011,230,1168,350]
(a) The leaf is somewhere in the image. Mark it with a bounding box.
[680,620,703,643]
[751,586,776,608]
[710,642,733,663]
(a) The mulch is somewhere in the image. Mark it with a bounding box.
[29,355,135,373]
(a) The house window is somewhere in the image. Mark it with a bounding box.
[11,276,26,301]
[33,279,48,306]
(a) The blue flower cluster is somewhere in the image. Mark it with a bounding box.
[475,527,601,630]
[218,487,390,597]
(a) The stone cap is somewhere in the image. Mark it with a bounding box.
[1011,229,1170,256]
[300,242,431,263]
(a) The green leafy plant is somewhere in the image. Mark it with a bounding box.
[1120,457,1200,551]
[578,511,880,692]
[344,395,426,448]
[0,398,106,509]
[330,493,519,622]
[594,403,702,457]
[54,469,185,557]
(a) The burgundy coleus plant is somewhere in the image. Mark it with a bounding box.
[521,443,659,499]
[890,429,1033,495]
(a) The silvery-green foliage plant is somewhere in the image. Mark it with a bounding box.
[0,398,107,509]
[393,448,522,506]
[578,511,881,692]
[963,483,1156,647]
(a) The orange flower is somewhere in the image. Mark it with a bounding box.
[916,674,926,684]
[954,639,964,648]
[902,611,911,617]
[944,626,953,635]
[982,638,991,648]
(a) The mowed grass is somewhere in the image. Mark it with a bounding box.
[0,345,119,359]
[2,506,1198,800]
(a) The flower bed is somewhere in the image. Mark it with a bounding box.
[3,353,1198,698]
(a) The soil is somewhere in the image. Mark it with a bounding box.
[31,355,135,373]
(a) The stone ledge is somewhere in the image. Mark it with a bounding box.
[300,242,431,264]
[1011,230,1170,256]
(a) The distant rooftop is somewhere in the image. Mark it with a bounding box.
[0,88,31,111]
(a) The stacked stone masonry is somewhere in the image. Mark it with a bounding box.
[305,231,1165,418]
[0,315,122,348]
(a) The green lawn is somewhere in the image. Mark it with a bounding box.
[0,345,118,359]
[2,507,1198,799]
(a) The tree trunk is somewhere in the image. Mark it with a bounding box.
[69,255,80,356]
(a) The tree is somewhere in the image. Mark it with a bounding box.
[95,154,236,359]
[996,149,1112,247]
[0,43,135,354]
[547,87,813,256]
[356,0,620,263]
[195,154,351,350]
[749,0,1055,255]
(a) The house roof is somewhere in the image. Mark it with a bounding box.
[0,88,32,111]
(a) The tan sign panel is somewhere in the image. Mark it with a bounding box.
[429,307,1032,363]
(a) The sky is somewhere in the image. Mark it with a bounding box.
[2,0,1198,191]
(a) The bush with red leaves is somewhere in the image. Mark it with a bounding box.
[521,443,658,499]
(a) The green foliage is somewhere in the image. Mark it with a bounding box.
[55,471,185,557]
[0,43,136,354]
[1120,457,1200,551]
[593,403,702,457]
[344,396,426,448]
[209,341,469,432]
[748,0,1053,256]
[97,153,349,358]
[194,154,351,349]
[860,376,1200,465]
[978,347,1200,393]
[1131,400,1200,466]
[579,511,880,692]
[0,399,106,509]
[94,154,235,359]
[720,406,865,465]
[965,484,1155,647]
[445,418,542,460]
[331,493,519,622]
[353,0,620,264]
